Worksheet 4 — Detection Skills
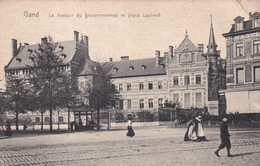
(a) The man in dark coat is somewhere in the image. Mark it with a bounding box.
[215,116,233,157]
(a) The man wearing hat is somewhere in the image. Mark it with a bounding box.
[215,115,233,157]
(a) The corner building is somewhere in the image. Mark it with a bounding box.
[222,12,260,115]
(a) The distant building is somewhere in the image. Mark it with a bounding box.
[102,20,226,115]
[4,31,102,127]
[222,12,260,116]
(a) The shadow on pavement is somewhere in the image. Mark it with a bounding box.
[233,151,260,157]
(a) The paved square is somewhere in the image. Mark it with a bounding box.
[0,127,260,166]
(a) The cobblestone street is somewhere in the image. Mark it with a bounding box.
[0,127,260,166]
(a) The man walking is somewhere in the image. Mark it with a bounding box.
[215,116,233,157]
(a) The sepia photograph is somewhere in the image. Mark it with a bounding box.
[0,0,260,165]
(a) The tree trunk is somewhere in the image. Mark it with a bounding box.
[41,111,44,130]
[50,108,53,132]
[97,106,100,131]
[68,107,71,130]
[15,110,19,131]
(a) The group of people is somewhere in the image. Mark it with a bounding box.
[127,114,233,157]
[184,115,233,157]
[184,115,207,142]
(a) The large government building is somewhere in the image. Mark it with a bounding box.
[3,19,226,128]
[222,11,260,116]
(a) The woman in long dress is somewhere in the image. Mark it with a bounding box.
[127,118,135,137]
[184,119,197,141]
[194,116,206,141]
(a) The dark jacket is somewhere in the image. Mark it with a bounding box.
[220,121,230,139]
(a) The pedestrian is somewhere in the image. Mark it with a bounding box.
[194,115,206,141]
[126,116,135,137]
[215,116,233,157]
[184,118,196,141]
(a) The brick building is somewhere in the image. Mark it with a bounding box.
[222,12,260,115]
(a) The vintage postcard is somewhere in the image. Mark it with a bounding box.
[0,0,260,165]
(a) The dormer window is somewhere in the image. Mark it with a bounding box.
[29,56,34,62]
[59,45,64,51]
[254,18,260,27]
[236,22,243,31]
[113,67,118,72]
[141,65,146,70]
[129,65,134,71]
[28,49,33,54]
[61,53,67,58]
[16,57,22,63]
[234,16,244,31]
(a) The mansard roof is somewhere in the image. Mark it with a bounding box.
[5,40,77,70]
[223,11,260,37]
[175,35,198,53]
[101,57,166,78]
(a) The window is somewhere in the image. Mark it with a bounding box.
[148,99,153,108]
[35,117,40,123]
[236,43,244,57]
[119,100,123,110]
[158,98,163,108]
[184,75,190,85]
[195,92,202,107]
[111,99,116,108]
[173,94,179,102]
[158,81,163,89]
[254,18,260,27]
[139,99,144,109]
[119,83,123,91]
[196,75,201,84]
[236,22,243,31]
[184,93,190,108]
[59,117,64,123]
[236,68,244,84]
[45,117,50,123]
[111,84,115,91]
[127,99,132,109]
[179,54,182,63]
[173,76,179,85]
[148,82,153,90]
[127,83,131,91]
[254,66,260,82]
[253,40,260,55]
[139,82,144,90]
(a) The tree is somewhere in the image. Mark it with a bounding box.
[83,74,114,131]
[29,37,76,132]
[5,76,33,131]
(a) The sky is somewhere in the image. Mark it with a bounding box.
[0,0,259,89]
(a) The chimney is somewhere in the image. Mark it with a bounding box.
[41,37,47,45]
[155,50,160,66]
[168,46,173,58]
[198,44,204,53]
[74,31,79,42]
[164,52,169,66]
[83,35,89,57]
[109,58,113,62]
[121,56,129,61]
[12,39,17,57]
[249,12,252,20]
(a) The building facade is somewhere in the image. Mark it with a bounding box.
[222,12,260,114]
[4,31,102,127]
